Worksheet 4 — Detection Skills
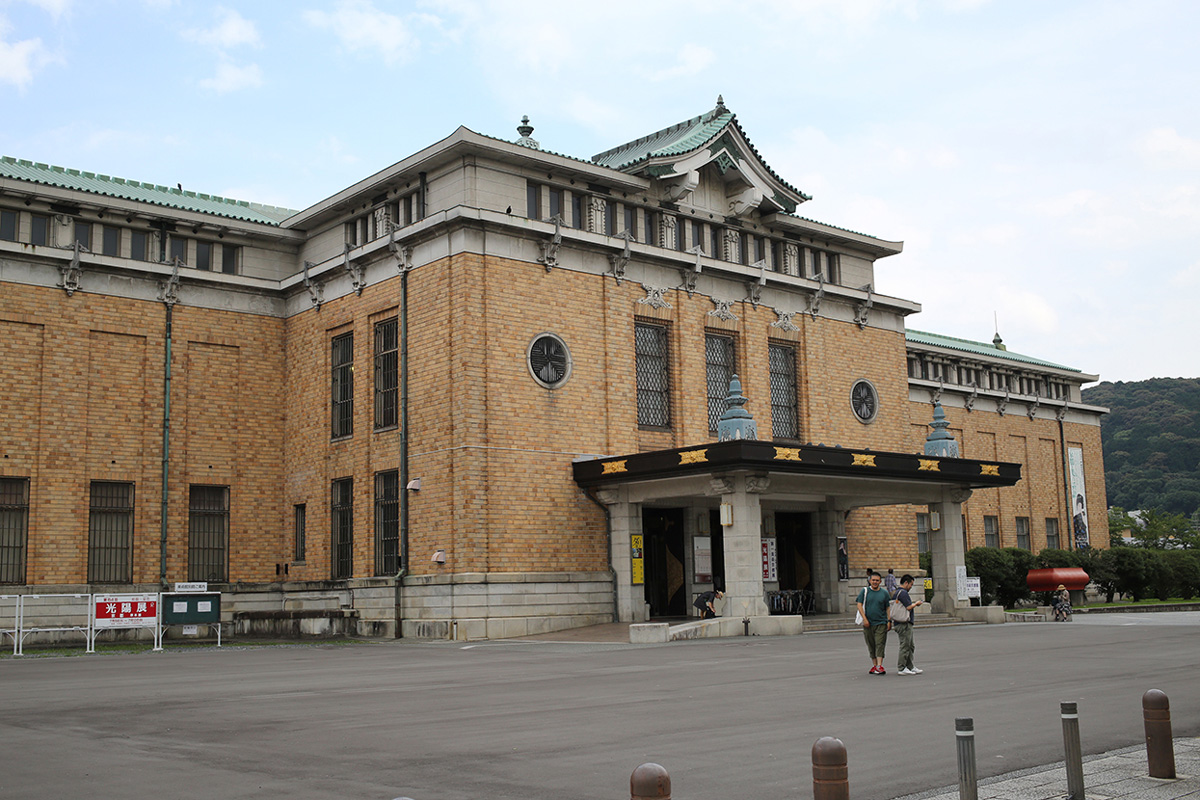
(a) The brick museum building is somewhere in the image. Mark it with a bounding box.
[0,98,1107,639]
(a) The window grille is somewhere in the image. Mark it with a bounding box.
[0,477,29,584]
[1045,518,1060,549]
[294,504,306,561]
[88,481,133,583]
[375,471,400,575]
[984,515,999,548]
[188,485,228,582]
[331,332,354,438]
[331,478,353,579]
[705,334,735,432]
[768,343,799,439]
[916,512,930,554]
[1016,517,1031,550]
[374,319,398,429]
[635,323,670,427]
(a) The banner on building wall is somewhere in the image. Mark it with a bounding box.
[761,538,777,582]
[630,535,644,585]
[837,537,849,581]
[693,536,712,583]
[1068,446,1090,549]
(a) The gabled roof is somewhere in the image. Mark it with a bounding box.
[0,156,296,226]
[591,98,811,212]
[906,329,1081,373]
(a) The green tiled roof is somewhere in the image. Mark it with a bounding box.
[0,156,296,225]
[591,102,811,203]
[906,329,1079,373]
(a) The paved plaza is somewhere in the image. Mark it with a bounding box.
[2,611,1199,800]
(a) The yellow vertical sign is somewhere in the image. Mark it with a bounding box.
[631,534,644,585]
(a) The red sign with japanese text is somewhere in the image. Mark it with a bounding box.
[94,594,158,629]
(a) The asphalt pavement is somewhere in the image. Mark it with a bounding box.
[2,611,1199,800]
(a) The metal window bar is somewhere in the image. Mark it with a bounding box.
[635,324,670,427]
[1016,517,1031,550]
[374,319,398,429]
[768,343,799,440]
[331,478,353,580]
[0,478,29,584]
[374,471,400,576]
[1046,518,1060,549]
[984,516,999,548]
[88,482,133,583]
[331,333,354,438]
[294,504,306,561]
[706,334,735,432]
[188,486,229,582]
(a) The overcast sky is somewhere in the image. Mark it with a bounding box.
[2,0,1196,385]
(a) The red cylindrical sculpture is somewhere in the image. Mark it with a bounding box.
[1026,567,1089,592]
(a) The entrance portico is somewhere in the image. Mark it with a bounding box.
[575,438,1020,627]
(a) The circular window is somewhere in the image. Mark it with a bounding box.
[527,333,572,389]
[850,379,879,424]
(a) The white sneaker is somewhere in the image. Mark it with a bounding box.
[898,668,914,675]
[909,667,924,674]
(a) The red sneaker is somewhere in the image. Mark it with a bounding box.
[868,665,879,674]
[877,666,886,675]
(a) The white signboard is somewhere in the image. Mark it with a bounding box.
[93,593,158,629]
[761,538,777,582]
[955,566,968,600]
[962,577,981,599]
[174,582,208,593]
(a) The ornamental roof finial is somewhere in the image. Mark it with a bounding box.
[716,94,726,110]
[515,115,540,149]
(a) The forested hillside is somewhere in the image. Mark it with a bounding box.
[1082,378,1200,518]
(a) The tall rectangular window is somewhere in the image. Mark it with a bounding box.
[984,515,999,548]
[375,470,400,575]
[221,244,239,274]
[916,512,930,554]
[195,240,212,271]
[526,182,541,219]
[691,220,703,253]
[548,187,562,221]
[711,226,722,260]
[74,221,92,250]
[768,342,799,440]
[331,332,354,439]
[625,206,637,239]
[31,214,49,246]
[0,477,29,584]
[634,322,670,428]
[705,333,736,432]
[572,193,584,230]
[642,209,656,245]
[604,199,616,236]
[0,209,16,241]
[1016,516,1031,550]
[188,485,229,582]
[88,481,133,583]
[1045,518,1061,550]
[331,478,353,580]
[169,235,188,264]
[294,504,307,562]
[374,318,398,430]
[130,230,148,261]
[102,225,120,256]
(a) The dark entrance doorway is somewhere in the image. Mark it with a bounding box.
[643,508,686,618]
[775,512,813,592]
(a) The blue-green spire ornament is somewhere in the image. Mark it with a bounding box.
[717,374,757,442]
[924,402,959,457]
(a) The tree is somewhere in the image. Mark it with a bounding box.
[1131,508,1199,549]
[1164,551,1200,600]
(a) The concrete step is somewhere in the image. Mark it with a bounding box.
[800,613,979,633]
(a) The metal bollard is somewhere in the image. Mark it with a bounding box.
[1061,701,1085,800]
[1143,689,1177,779]
[955,718,977,800]
[811,736,849,800]
[630,762,670,800]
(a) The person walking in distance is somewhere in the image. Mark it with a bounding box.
[884,568,898,598]
[857,572,891,674]
[893,574,924,675]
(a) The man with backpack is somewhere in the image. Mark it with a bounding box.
[892,574,924,675]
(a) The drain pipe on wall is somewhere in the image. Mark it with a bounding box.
[158,255,181,589]
[1058,416,1073,546]
[584,488,619,623]
[392,226,413,636]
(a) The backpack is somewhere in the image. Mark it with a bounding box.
[891,597,910,623]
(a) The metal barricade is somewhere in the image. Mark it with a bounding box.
[0,594,19,655]
[16,594,92,655]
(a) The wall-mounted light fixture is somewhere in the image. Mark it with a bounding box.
[720,503,733,527]
[931,511,942,531]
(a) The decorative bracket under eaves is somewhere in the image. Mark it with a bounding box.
[344,242,365,296]
[302,260,324,311]
[854,283,874,329]
[996,389,1009,417]
[930,378,944,406]
[1056,402,1069,422]
[745,258,768,308]
[1026,394,1041,419]
[58,240,86,297]
[387,222,414,272]
[679,245,704,297]
[963,383,979,413]
[538,214,565,272]
[608,230,634,285]
[808,270,825,319]
[158,257,182,307]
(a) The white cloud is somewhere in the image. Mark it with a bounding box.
[1032,188,1097,218]
[1170,259,1200,288]
[0,15,54,89]
[1139,127,1200,169]
[303,0,420,66]
[652,43,715,81]
[184,7,260,49]
[199,60,264,93]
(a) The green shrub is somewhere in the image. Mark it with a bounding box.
[1165,551,1200,599]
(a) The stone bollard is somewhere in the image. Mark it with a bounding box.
[955,718,977,800]
[1061,702,1085,800]
[630,762,671,800]
[812,736,849,800]
[1143,689,1176,779]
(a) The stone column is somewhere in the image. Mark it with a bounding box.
[929,488,972,613]
[713,474,770,619]
[810,508,847,613]
[599,488,647,622]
